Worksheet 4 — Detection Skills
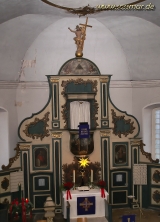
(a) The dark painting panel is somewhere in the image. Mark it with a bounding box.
[32,145,50,170]
[70,132,94,155]
[113,142,128,167]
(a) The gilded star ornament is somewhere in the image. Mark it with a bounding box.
[78,157,90,168]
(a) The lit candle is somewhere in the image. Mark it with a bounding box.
[73,170,75,183]
[91,170,93,183]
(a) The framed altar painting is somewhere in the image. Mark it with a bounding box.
[32,144,50,170]
[70,131,94,155]
[112,142,128,167]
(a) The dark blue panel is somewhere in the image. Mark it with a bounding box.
[122,215,135,222]
[77,196,95,215]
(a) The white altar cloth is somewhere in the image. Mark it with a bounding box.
[62,189,109,219]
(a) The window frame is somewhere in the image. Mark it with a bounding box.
[152,108,160,162]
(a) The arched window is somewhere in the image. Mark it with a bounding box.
[143,104,160,162]
[0,107,9,166]
[152,108,160,162]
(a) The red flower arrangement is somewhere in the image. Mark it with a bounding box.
[9,198,33,222]
[63,182,73,190]
[63,182,73,200]
[97,180,106,188]
[97,180,106,198]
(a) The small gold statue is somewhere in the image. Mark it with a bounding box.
[68,17,92,57]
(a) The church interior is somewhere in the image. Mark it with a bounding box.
[0,0,160,221]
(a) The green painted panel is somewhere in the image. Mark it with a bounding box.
[103,84,107,117]
[28,121,45,135]
[134,149,137,164]
[55,141,60,205]
[35,195,49,208]
[66,82,92,93]
[103,140,108,190]
[53,84,57,118]
[142,185,149,208]
[23,153,28,198]
[115,119,131,134]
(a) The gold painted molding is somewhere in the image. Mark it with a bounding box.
[100,130,111,137]
[19,144,31,150]
[130,140,141,145]
[52,132,62,138]
[100,77,109,83]
[50,78,59,83]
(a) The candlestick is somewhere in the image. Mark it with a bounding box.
[91,170,93,183]
[73,170,75,183]
[18,183,21,202]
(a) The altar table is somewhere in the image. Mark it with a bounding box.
[62,189,109,219]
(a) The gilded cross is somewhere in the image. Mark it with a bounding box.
[79,198,93,211]
[79,17,92,49]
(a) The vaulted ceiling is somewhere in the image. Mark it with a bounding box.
[0,0,160,81]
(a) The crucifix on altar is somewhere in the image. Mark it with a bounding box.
[68,17,92,57]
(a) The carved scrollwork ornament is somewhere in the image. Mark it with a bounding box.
[153,190,160,203]
[1,177,9,191]
[1,144,20,170]
[153,170,160,183]
[2,198,9,204]
[41,0,146,17]
[139,140,159,163]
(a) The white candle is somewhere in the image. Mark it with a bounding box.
[91,170,93,183]
[73,170,75,183]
